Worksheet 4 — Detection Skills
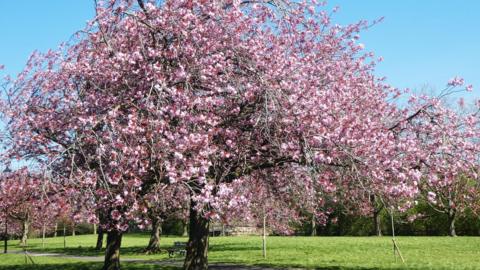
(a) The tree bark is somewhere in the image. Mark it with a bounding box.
[183,221,188,237]
[54,223,58,237]
[102,230,123,270]
[262,214,267,258]
[63,224,66,249]
[184,198,210,270]
[370,194,383,236]
[145,217,162,253]
[448,210,457,237]
[96,226,105,250]
[20,220,29,246]
[373,209,383,236]
[72,223,76,236]
[42,224,46,249]
[3,218,7,254]
[311,214,317,236]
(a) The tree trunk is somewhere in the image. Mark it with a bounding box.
[184,198,210,270]
[262,214,267,258]
[311,214,317,236]
[96,226,105,250]
[63,224,66,249]
[373,209,383,236]
[20,220,29,246]
[72,223,76,236]
[145,217,162,253]
[448,211,457,237]
[102,230,123,270]
[54,223,58,237]
[3,219,7,254]
[183,221,188,237]
[370,194,383,236]
[42,224,46,249]
[94,223,97,235]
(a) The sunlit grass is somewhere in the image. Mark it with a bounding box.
[1,234,479,269]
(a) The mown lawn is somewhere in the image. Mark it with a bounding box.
[1,234,479,269]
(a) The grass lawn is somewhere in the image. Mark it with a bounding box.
[1,234,479,269]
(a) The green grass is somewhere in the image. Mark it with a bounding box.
[1,234,479,269]
[0,254,178,270]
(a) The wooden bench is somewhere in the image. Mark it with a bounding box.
[167,241,187,258]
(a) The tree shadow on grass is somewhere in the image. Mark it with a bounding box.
[210,263,426,270]
[226,262,441,270]
[24,246,148,257]
[0,262,181,270]
[210,243,262,252]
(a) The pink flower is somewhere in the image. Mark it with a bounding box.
[111,210,122,221]
[307,6,315,14]
[447,76,464,87]
[87,214,98,224]
[427,192,437,204]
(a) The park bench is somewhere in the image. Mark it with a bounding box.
[167,241,187,258]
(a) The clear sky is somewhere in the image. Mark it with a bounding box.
[0,1,479,100]
[326,0,480,101]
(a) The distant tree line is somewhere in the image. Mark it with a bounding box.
[299,203,480,236]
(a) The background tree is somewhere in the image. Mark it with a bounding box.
[142,183,188,254]
[399,89,480,237]
[0,168,57,246]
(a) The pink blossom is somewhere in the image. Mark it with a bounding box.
[111,210,122,221]
[447,76,464,87]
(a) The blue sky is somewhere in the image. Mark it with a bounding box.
[326,0,480,101]
[0,1,94,75]
[0,1,479,99]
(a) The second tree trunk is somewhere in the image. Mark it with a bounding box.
[20,220,29,246]
[102,230,123,270]
[96,226,105,250]
[373,209,383,236]
[448,210,457,237]
[145,217,162,253]
[184,198,210,270]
